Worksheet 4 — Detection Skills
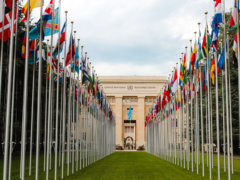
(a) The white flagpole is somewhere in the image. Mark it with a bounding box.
[20,0,30,178]
[223,1,231,179]
[29,39,37,176]
[35,0,44,178]
[0,0,6,108]
[46,0,55,178]
[67,21,74,176]
[214,35,220,180]
[8,3,19,179]
[227,32,234,174]
[61,10,68,179]
[54,1,61,179]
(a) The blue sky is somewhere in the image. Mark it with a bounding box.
[31,0,233,76]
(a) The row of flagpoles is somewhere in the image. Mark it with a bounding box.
[0,0,116,180]
[146,0,239,180]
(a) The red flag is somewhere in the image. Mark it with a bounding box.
[6,0,18,9]
[0,8,17,42]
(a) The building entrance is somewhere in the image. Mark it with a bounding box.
[124,120,136,150]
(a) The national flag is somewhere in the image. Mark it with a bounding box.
[128,106,132,120]
[172,68,178,93]
[196,69,200,92]
[230,0,238,29]
[0,8,17,42]
[66,34,76,66]
[211,24,219,51]
[44,7,59,36]
[233,33,238,65]
[210,58,215,85]
[217,47,225,73]
[212,0,223,26]
[6,0,18,10]
[29,0,54,40]
[188,46,192,75]
[191,43,196,74]
[191,82,195,99]
[81,55,89,84]
[21,0,41,22]
[52,22,66,58]
[202,26,210,59]
[202,65,206,91]
[21,31,27,59]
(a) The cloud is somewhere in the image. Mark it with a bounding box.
[29,0,231,76]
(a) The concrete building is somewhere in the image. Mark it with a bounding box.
[98,76,167,150]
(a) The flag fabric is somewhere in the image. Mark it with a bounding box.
[188,47,192,75]
[217,48,225,73]
[52,22,66,58]
[21,0,41,22]
[210,58,215,85]
[172,68,178,93]
[230,0,238,29]
[191,44,196,74]
[212,0,223,26]
[202,26,210,59]
[0,8,17,42]
[29,0,54,40]
[233,33,238,65]
[44,7,59,36]
[6,0,18,10]
[128,106,132,120]
[211,24,219,52]
[66,34,76,66]
[81,55,89,84]
[202,65,206,91]
[180,54,186,85]
[21,31,27,58]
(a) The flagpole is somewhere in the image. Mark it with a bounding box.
[76,38,80,171]
[29,39,37,176]
[214,32,220,180]
[54,1,61,179]
[0,0,6,109]
[20,0,30,178]
[227,31,234,174]
[61,10,68,179]
[35,0,44,178]
[8,4,19,179]
[223,1,231,179]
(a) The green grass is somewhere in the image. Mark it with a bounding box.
[1,152,240,179]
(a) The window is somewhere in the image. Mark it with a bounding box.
[131,98,133,103]
[127,98,129,103]
[135,98,138,103]
[123,98,125,104]
[145,98,148,104]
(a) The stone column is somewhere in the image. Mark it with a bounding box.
[115,96,123,146]
[137,96,145,148]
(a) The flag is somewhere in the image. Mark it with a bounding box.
[192,82,195,99]
[21,31,27,59]
[66,34,76,66]
[191,43,196,74]
[212,0,223,26]
[210,58,215,85]
[0,8,17,42]
[81,55,89,84]
[52,22,66,58]
[29,0,54,40]
[202,65,206,91]
[233,33,238,65]
[6,0,18,10]
[172,68,178,93]
[211,24,219,51]
[217,48,225,73]
[44,7,59,36]
[188,47,192,75]
[128,106,132,120]
[202,26,210,59]
[230,0,238,29]
[196,69,200,92]
[21,0,41,22]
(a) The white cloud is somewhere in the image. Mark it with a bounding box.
[28,0,233,76]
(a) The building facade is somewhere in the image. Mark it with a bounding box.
[98,76,167,150]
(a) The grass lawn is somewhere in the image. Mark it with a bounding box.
[1,152,240,179]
